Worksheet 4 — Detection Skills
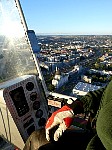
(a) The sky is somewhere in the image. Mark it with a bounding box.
[20,0,112,35]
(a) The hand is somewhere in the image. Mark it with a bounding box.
[45,105,74,141]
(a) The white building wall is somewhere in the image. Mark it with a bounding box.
[52,75,69,89]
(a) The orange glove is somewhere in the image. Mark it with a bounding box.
[45,105,74,141]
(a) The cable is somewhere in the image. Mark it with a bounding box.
[0,108,8,140]
[6,106,11,143]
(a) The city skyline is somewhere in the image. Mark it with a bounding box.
[20,0,112,35]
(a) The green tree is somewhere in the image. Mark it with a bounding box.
[48,84,55,91]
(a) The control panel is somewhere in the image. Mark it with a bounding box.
[0,75,48,149]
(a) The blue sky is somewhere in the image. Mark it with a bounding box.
[20,0,112,35]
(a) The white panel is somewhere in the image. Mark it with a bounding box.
[0,75,48,149]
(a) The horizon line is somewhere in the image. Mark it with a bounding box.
[36,33,112,36]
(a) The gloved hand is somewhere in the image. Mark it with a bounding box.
[45,105,74,141]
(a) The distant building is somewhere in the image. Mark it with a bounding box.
[68,65,82,76]
[27,30,40,54]
[52,67,69,89]
[89,69,112,76]
[81,75,92,83]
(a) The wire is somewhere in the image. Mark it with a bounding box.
[0,108,8,140]
[6,106,11,143]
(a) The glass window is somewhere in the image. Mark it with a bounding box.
[0,0,37,83]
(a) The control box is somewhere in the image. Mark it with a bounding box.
[0,75,48,149]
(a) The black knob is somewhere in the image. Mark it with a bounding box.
[35,109,43,118]
[33,101,40,110]
[30,92,37,101]
[26,82,34,91]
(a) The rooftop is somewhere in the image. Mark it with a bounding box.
[73,82,101,96]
